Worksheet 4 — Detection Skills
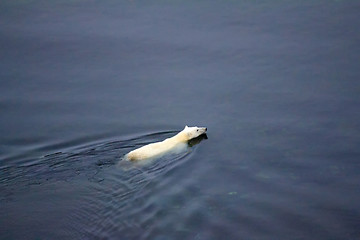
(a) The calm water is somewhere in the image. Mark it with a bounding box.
[1,0,360,239]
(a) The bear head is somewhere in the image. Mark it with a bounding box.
[183,125,207,140]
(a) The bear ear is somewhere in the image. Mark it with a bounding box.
[185,125,189,129]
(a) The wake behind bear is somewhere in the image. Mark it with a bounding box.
[125,126,207,161]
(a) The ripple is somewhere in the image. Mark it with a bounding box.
[0,130,208,239]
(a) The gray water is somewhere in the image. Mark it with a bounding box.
[1,0,360,239]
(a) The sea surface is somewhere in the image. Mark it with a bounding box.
[1,0,360,239]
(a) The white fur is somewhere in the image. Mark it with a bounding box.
[125,126,207,161]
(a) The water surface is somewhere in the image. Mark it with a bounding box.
[1,0,360,239]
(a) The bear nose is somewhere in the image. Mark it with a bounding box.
[205,128,207,131]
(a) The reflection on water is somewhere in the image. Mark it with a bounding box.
[1,0,360,239]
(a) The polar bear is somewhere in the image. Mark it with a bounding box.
[125,126,207,161]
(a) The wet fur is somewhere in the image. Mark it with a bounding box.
[126,126,206,161]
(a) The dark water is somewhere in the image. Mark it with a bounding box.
[1,0,360,239]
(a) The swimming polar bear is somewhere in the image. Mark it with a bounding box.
[125,126,207,161]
